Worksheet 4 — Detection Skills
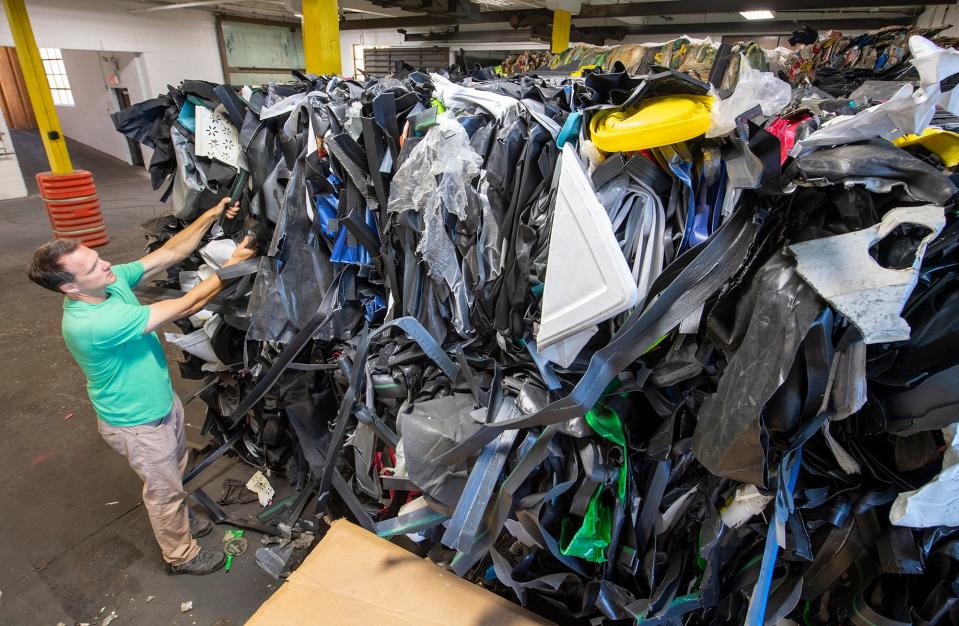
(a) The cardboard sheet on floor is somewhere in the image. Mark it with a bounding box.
[245,519,553,626]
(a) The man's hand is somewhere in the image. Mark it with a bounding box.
[140,199,242,281]
[145,236,258,333]
[224,236,257,266]
[207,197,241,220]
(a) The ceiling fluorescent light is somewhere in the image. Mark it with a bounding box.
[740,10,775,20]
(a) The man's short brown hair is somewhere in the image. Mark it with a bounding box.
[28,239,80,292]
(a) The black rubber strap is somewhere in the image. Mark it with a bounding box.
[626,153,672,198]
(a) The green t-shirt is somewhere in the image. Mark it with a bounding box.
[62,261,173,426]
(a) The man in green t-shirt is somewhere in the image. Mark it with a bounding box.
[28,197,255,576]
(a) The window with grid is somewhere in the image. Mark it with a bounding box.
[352,44,365,78]
[39,48,74,106]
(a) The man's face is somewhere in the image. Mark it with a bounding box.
[58,245,116,295]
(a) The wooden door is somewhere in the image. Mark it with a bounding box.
[0,47,36,129]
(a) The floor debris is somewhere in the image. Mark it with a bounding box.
[244,471,274,507]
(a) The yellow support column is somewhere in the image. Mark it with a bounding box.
[302,0,342,76]
[2,0,72,174]
[551,9,571,54]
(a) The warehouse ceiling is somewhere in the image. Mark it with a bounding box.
[129,0,939,43]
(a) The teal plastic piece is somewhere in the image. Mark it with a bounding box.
[557,111,582,148]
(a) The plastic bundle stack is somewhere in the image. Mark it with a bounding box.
[114,36,959,625]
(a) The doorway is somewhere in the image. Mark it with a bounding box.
[111,87,143,167]
[0,47,37,130]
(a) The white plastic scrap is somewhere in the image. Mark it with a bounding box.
[707,57,791,137]
[788,204,945,344]
[909,34,959,115]
[794,36,959,153]
[101,611,118,626]
[258,91,309,120]
[539,327,597,369]
[658,485,698,534]
[180,600,193,613]
[178,270,201,292]
[387,115,482,325]
[164,315,229,372]
[890,422,959,528]
[429,73,519,118]
[821,421,861,475]
[245,470,275,507]
[195,106,240,167]
[537,144,638,353]
[720,484,773,529]
[198,238,237,269]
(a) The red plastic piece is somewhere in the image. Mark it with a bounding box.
[766,113,814,164]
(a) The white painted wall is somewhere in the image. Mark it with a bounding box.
[0,0,222,169]
[54,50,130,163]
[0,106,27,200]
[0,0,223,98]
[340,29,406,77]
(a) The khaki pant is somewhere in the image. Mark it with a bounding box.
[97,394,200,566]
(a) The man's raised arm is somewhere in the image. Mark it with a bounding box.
[144,236,255,333]
[138,197,240,281]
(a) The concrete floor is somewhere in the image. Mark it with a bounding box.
[0,130,284,625]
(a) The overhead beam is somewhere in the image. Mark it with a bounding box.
[368,0,477,18]
[342,14,457,29]
[404,28,538,42]
[131,0,236,12]
[573,0,929,19]
[406,15,915,46]
[620,16,915,36]
[343,0,929,30]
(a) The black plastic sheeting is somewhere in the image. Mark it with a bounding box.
[114,56,959,625]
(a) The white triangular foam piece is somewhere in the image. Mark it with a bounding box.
[540,326,597,368]
[537,145,638,350]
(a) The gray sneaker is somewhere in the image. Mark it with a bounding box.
[171,548,225,575]
[188,509,213,538]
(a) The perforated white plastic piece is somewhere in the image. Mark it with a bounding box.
[536,144,638,351]
[195,105,240,167]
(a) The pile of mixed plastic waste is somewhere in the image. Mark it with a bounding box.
[539,25,956,98]
[113,33,959,625]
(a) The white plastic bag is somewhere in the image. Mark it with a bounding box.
[794,36,959,154]
[707,56,791,138]
[890,422,959,528]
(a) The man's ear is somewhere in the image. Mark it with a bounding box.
[59,282,79,295]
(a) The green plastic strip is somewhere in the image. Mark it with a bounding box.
[559,404,627,562]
